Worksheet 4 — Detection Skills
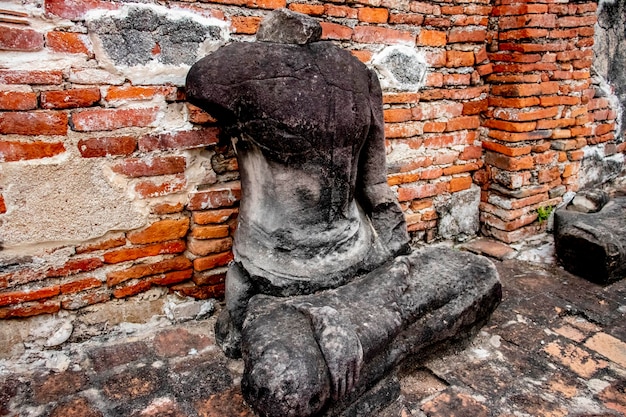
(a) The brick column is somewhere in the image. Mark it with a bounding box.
[481,0,598,243]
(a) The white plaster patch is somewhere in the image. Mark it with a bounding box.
[371,45,428,92]
[86,3,229,86]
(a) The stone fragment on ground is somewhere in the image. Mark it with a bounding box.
[555,196,626,284]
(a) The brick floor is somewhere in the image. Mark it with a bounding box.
[1,238,625,417]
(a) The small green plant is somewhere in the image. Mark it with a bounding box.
[536,205,554,224]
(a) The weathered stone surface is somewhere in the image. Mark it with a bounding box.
[567,189,610,213]
[256,8,322,44]
[594,0,626,142]
[435,184,481,242]
[240,247,501,417]
[555,196,626,284]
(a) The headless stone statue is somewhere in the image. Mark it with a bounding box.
[186,9,501,417]
[186,9,409,353]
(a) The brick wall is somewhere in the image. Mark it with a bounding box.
[0,0,623,319]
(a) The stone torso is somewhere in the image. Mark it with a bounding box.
[186,41,389,294]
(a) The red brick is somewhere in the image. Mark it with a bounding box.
[105,85,176,103]
[350,50,372,63]
[418,102,464,120]
[558,15,597,28]
[353,26,415,44]
[383,92,420,105]
[410,1,439,14]
[423,17,451,28]
[358,7,388,23]
[499,28,549,42]
[0,69,63,85]
[474,46,488,64]
[492,62,558,73]
[397,182,449,202]
[78,136,136,158]
[286,4,323,15]
[489,51,542,64]
[423,121,446,133]
[325,4,357,18]
[417,30,447,46]
[488,129,552,143]
[385,121,423,139]
[134,175,188,198]
[104,240,186,264]
[45,31,92,54]
[407,219,437,233]
[443,73,471,86]
[188,237,233,257]
[139,128,219,151]
[112,156,186,178]
[150,269,193,286]
[193,251,234,272]
[250,0,286,9]
[445,116,480,132]
[454,15,489,27]
[0,111,67,136]
[61,289,109,311]
[151,202,185,215]
[320,22,353,40]
[488,96,541,108]
[484,152,534,171]
[389,13,424,25]
[173,282,225,299]
[60,277,102,294]
[41,88,101,109]
[459,146,482,161]
[498,41,569,53]
[107,256,192,287]
[491,82,559,97]
[460,100,487,117]
[491,4,548,16]
[0,25,44,51]
[0,91,38,110]
[493,107,560,122]
[446,50,474,67]
[484,119,537,133]
[423,50,447,68]
[0,195,6,214]
[45,0,117,20]
[191,224,230,239]
[128,218,189,245]
[537,118,575,130]
[499,14,557,30]
[448,27,487,43]
[384,108,413,123]
[540,96,580,106]
[482,141,532,157]
[71,107,158,132]
[449,176,473,192]
[112,280,152,299]
[0,286,60,307]
[0,300,60,319]
[192,208,238,225]
[188,183,241,211]
[231,16,262,34]
[440,5,463,14]
[0,140,65,162]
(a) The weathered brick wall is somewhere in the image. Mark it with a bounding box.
[0,0,623,319]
